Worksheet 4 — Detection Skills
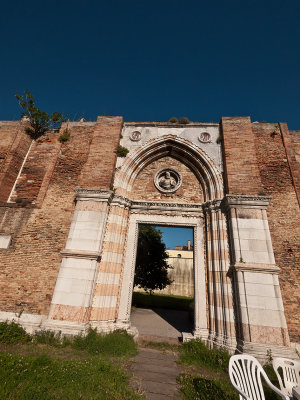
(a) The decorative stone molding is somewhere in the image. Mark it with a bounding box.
[60,249,101,261]
[131,200,203,214]
[110,194,132,208]
[224,194,271,209]
[202,199,222,212]
[231,262,280,274]
[74,188,114,202]
[154,168,182,193]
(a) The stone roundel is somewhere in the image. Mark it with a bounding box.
[198,131,211,143]
[130,130,141,141]
[154,168,182,193]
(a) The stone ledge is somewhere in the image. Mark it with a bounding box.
[232,262,280,274]
[61,249,101,260]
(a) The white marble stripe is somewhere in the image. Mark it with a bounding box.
[97,272,120,285]
[92,295,118,308]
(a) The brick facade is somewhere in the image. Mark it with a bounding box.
[0,115,299,352]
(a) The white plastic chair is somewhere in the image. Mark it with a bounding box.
[272,357,300,397]
[229,354,289,400]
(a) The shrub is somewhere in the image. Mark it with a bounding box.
[168,117,178,123]
[117,145,129,157]
[179,117,190,124]
[58,129,70,143]
[0,321,31,344]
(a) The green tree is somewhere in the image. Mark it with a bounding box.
[134,225,172,294]
[15,90,67,139]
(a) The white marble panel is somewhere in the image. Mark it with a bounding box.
[251,251,272,264]
[92,295,118,308]
[52,291,90,307]
[239,293,284,311]
[97,272,120,285]
[238,282,276,298]
[62,257,95,270]
[247,308,286,328]
[66,238,100,251]
[243,272,274,285]
[237,218,265,230]
[0,235,11,249]
[101,252,123,264]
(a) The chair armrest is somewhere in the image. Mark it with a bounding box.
[230,381,251,400]
[261,369,290,400]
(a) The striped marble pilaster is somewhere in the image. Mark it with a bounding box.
[203,200,236,349]
[90,195,131,328]
[43,189,113,334]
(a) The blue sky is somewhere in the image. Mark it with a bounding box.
[0,0,299,128]
[155,226,194,249]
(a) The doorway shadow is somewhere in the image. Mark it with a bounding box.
[152,307,194,333]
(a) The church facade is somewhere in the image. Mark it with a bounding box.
[0,116,299,359]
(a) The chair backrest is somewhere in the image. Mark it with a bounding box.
[229,354,267,400]
[272,357,300,396]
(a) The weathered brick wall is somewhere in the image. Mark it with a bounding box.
[0,123,96,316]
[281,126,300,207]
[221,117,263,194]
[252,122,300,342]
[0,122,32,202]
[79,116,123,189]
[132,156,203,203]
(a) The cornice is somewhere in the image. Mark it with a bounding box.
[61,249,101,261]
[224,194,271,209]
[231,262,280,274]
[131,200,203,214]
[74,188,114,202]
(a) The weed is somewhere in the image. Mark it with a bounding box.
[0,321,31,344]
[117,145,129,157]
[168,117,178,123]
[179,117,190,124]
[59,128,70,143]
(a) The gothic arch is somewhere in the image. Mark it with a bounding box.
[114,135,224,201]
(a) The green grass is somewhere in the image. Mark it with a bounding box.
[132,291,192,311]
[0,322,142,400]
[179,339,230,372]
[178,374,238,400]
[0,352,141,400]
[177,338,282,400]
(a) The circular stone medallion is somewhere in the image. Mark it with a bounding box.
[130,130,141,141]
[198,132,211,143]
[154,168,182,193]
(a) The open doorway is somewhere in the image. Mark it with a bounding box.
[130,224,194,342]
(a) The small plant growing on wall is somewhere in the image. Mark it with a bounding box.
[58,128,70,143]
[179,117,190,124]
[168,117,178,123]
[15,90,67,140]
[117,145,129,157]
